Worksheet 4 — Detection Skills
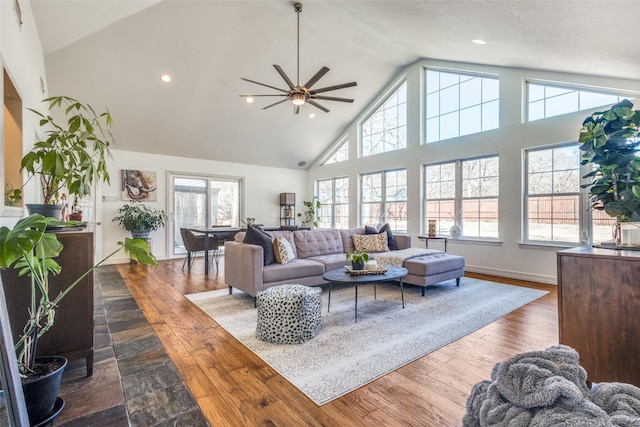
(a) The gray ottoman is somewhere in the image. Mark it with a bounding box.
[403,253,466,296]
[256,284,322,344]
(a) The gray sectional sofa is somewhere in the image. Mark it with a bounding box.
[224,227,465,297]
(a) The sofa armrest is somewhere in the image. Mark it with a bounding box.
[224,241,264,297]
[394,234,411,249]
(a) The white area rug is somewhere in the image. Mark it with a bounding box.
[186,278,547,405]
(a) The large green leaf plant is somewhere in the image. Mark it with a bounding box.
[0,214,156,375]
[579,99,640,222]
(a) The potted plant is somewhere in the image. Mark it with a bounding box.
[346,251,369,270]
[20,96,113,218]
[4,183,22,206]
[0,214,156,424]
[297,199,321,228]
[112,201,168,239]
[579,99,640,244]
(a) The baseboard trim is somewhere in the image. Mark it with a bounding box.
[464,265,557,285]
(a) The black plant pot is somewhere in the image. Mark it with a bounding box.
[26,204,63,220]
[22,356,67,425]
[351,261,365,270]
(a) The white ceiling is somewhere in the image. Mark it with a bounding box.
[31,0,640,170]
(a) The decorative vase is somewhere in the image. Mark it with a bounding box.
[450,224,461,239]
[22,356,67,425]
[68,212,83,221]
[428,220,437,237]
[616,221,640,247]
[131,229,150,240]
[351,261,365,270]
[26,204,63,220]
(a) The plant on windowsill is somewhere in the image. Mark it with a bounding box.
[20,96,113,218]
[297,199,321,228]
[112,201,168,239]
[579,99,640,244]
[0,214,156,424]
[346,251,369,270]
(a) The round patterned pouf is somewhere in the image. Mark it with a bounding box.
[256,284,322,344]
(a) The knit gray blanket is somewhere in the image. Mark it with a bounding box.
[463,345,640,426]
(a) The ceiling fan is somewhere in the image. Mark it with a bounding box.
[240,2,357,114]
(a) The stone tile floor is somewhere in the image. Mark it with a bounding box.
[1,265,208,426]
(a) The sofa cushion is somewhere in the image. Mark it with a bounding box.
[352,232,390,253]
[243,225,275,266]
[294,229,344,259]
[403,253,466,276]
[366,223,399,251]
[273,237,295,264]
[305,253,349,272]
[263,259,326,283]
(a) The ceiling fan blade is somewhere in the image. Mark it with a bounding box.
[310,81,357,94]
[312,95,354,103]
[239,94,287,97]
[307,100,330,113]
[241,77,288,93]
[273,65,295,90]
[302,66,330,90]
[262,99,289,110]
[294,105,300,115]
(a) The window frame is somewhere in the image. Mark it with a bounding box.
[316,176,349,229]
[424,67,500,144]
[423,155,500,240]
[322,137,349,165]
[360,168,408,232]
[360,80,408,157]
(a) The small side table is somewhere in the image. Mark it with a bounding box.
[417,235,448,252]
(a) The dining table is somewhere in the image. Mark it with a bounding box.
[187,225,281,274]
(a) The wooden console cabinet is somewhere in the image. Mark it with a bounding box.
[557,246,640,386]
[1,230,94,376]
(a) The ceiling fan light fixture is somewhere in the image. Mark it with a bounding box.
[291,93,306,106]
[245,96,254,103]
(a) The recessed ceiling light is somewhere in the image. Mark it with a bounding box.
[308,113,315,118]
[245,97,254,104]
[472,39,487,45]
[160,74,171,83]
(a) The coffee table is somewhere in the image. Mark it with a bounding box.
[322,265,408,323]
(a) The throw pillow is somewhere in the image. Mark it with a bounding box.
[273,237,295,264]
[365,223,398,250]
[352,232,390,253]
[243,225,275,266]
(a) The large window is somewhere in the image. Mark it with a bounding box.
[424,156,499,238]
[317,177,349,229]
[527,82,629,122]
[425,69,499,143]
[361,169,407,232]
[361,81,407,157]
[525,145,581,243]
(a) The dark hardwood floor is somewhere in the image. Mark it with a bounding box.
[53,256,558,426]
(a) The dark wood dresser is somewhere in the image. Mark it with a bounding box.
[1,230,94,376]
[557,246,640,386]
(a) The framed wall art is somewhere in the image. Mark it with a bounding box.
[121,169,157,201]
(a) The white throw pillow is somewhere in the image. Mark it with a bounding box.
[273,237,296,264]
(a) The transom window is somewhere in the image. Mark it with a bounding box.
[360,169,407,232]
[527,82,629,122]
[361,81,407,157]
[425,69,499,143]
[424,156,499,238]
[317,177,349,229]
[323,139,348,164]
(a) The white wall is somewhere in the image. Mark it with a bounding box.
[100,149,307,264]
[0,0,48,226]
[307,59,640,284]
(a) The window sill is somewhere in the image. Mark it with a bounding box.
[1,206,24,217]
[448,238,502,247]
[518,241,579,251]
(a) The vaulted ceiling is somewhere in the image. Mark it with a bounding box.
[31,0,640,170]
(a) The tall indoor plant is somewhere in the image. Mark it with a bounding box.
[112,201,168,239]
[20,96,113,216]
[297,199,321,228]
[580,99,640,243]
[0,214,156,423]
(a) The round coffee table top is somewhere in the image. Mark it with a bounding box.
[322,265,408,284]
